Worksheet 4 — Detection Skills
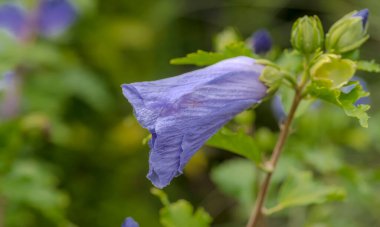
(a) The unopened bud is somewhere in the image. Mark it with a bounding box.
[291,16,324,54]
[325,9,369,54]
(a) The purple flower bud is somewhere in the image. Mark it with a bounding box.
[37,0,77,37]
[0,4,27,37]
[251,29,272,54]
[122,217,139,227]
[122,57,268,188]
[353,9,369,28]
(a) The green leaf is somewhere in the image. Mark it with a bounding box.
[276,85,316,119]
[307,80,370,127]
[356,60,380,73]
[0,160,71,225]
[206,127,262,163]
[266,171,346,215]
[151,188,212,227]
[276,50,303,74]
[170,41,254,66]
[210,159,256,215]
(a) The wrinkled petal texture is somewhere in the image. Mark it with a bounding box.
[122,217,139,227]
[37,0,76,37]
[0,4,27,37]
[122,56,267,188]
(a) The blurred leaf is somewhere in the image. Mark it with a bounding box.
[308,80,370,127]
[170,42,254,66]
[266,171,346,215]
[356,60,380,73]
[276,50,303,74]
[206,127,262,163]
[22,43,64,67]
[26,67,113,114]
[210,159,255,214]
[151,188,212,227]
[213,27,240,52]
[0,160,71,225]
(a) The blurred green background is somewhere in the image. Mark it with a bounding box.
[0,0,380,226]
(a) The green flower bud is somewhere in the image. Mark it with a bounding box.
[291,16,324,54]
[310,54,356,88]
[325,9,369,54]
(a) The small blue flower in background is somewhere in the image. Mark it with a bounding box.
[272,76,370,121]
[353,9,369,28]
[251,29,272,54]
[0,71,21,118]
[0,0,77,118]
[341,76,370,105]
[0,0,76,39]
[0,4,27,38]
[122,56,268,188]
[271,95,286,122]
[37,0,77,37]
[122,217,139,227]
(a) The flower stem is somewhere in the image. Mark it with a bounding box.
[246,85,304,227]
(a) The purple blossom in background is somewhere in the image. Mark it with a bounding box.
[353,9,369,28]
[251,29,272,54]
[0,0,76,39]
[0,71,21,118]
[0,4,27,37]
[37,0,77,37]
[122,217,139,227]
[273,76,370,121]
[122,57,268,188]
[271,95,286,121]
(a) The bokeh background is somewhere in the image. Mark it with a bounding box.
[0,0,380,226]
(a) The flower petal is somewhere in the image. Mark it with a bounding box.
[121,217,139,227]
[122,56,267,188]
[0,4,27,37]
[37,0,77,37]
[353,9,369,28]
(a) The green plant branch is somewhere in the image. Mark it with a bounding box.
[246,79,307,227]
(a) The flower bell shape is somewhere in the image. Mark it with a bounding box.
[251,29,272,54]
[122,217,139,227]
[122,57,267,188]
[0,0,76,39]
[325,9,369,54]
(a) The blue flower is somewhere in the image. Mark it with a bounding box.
[341,76,370,105]
[353,9,369,28]
[0,71,21,118]
[251,29,272,54]
[122,217,139,227]
[0,4,27,37]
[122,56,268,188]
[0,0,76,39]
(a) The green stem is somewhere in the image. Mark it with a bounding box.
[246,82,306,227]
